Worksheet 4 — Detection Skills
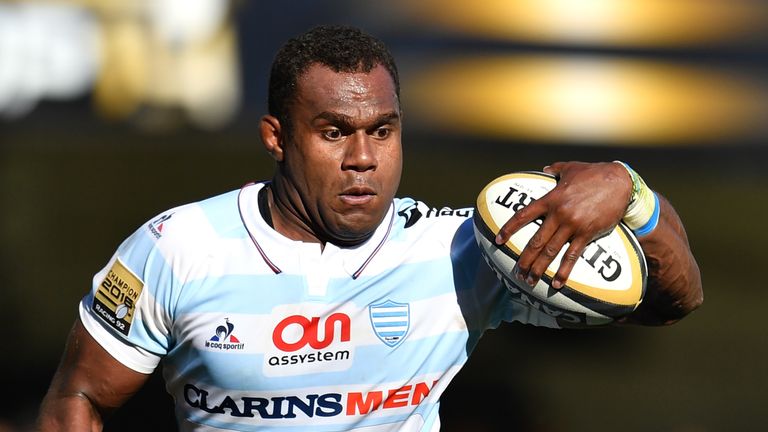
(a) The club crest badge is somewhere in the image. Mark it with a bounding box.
[369,300,410,348]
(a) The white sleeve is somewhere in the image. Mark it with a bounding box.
[79,213,179,373]
[79,300,161,374]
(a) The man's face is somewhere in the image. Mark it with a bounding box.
[273,64,403,245]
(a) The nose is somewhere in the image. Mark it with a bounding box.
[341,131,377,172]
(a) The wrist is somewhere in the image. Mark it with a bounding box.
[614,161,659,236]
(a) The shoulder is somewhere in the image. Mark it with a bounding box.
[386,197,476,256]
[146,189,242,240]
[114,188,246,273]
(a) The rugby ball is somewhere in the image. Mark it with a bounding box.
[473,171,647,326]
[115,303,129,320]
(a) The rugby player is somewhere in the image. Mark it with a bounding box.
[36,25,702,431]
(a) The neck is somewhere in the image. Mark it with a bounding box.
[264,178,377,248]
[265,181,326,245]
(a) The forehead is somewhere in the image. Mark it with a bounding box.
[294,64,399,116]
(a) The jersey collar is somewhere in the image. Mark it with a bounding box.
[237,182,394,279]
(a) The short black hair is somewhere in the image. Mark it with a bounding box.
[268,25,400,129]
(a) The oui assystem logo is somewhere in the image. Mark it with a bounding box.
[255,300,410,377]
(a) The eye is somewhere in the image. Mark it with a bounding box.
[372,127,391,139]
[322,128,343,141]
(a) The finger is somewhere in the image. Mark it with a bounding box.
[551,237,588,289]
[543,161,565,177]
[495,197,547,245]
[515,217,559,284]
[525,226,572,288]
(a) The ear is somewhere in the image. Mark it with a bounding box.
[260,115,284,162]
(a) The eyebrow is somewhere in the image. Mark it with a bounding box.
[313,111,401,129]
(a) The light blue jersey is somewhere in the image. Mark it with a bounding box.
[80,182,557,431]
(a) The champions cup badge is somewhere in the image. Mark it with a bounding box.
[93,258,144,337]
[369,300,410,348]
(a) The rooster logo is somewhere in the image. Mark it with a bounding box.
[210,318,240,343]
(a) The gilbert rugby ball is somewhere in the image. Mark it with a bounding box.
[473,172,647,326]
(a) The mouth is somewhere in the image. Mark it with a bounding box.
[339,186,376,205]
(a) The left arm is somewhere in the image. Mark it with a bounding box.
[619,193,703,325]
[495,161,703,325]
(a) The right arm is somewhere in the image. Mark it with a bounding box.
[36,318,151,431]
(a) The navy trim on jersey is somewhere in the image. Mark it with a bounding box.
[352,208,394,279]
[238,182,282,274]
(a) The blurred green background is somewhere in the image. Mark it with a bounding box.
[1,1,767,431]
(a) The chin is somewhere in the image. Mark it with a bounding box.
[325,204,390,245]
[332,220,380,246]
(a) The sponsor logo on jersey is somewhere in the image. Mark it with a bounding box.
[148,213,174,239]
[92,258,144,336]
[264,313,353,377]
[424,207,473,218]
[398,203,423,228]
[369,300,409,348]
[398,203,472,229]
[183,378,439,420]
[205,318,245,351]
